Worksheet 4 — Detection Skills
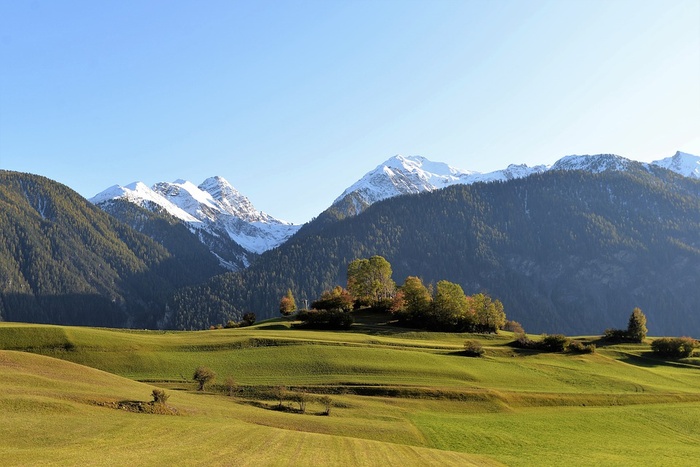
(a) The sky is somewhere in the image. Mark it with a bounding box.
[1,0,699,224]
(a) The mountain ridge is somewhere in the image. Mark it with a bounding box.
[330,151,698,219]
[89,150,698,270]
[91,176,301,268]
[169,167,700,334]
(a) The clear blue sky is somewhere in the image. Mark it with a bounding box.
[1,0,699,223]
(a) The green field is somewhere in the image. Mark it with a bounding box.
[1,318,699,466]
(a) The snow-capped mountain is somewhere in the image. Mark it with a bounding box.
[91,177,301,269]
[331,155,548,214]
[549,154,635,173]
[652,151,700,179]
[91,150,698,270]
[331,151,698,218]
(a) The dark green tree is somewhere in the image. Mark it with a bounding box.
[241,312,256,326]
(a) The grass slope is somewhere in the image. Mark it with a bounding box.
[2,319,700,466]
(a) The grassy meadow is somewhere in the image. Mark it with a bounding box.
[1,317,700,466]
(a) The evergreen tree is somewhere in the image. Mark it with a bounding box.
[627,307,648,343]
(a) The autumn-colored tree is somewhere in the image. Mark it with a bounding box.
[311,286,353,311]
[279,289,297,316]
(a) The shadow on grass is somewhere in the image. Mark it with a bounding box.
[617,352,699,369]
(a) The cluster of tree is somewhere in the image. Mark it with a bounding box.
[391,277,506,333]
[280,256,507,333]
[210,312,256,330]
[651,337,699,359]
[169,168,700,335]
[513,333,595,354]
[603,308,648,343]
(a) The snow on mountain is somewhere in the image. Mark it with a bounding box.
[91,150,698,269]
[332,155,477,206]
[651,151,700,179]
[331,151,698,218]
[550,154,635,173]
[332,155,547,211]
[91,177,301,262]
[90,182,203,223]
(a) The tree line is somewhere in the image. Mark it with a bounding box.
[280,255,506,333]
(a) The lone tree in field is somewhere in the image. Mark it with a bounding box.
[193,366,216,391]
[319,395,333,416]
[279,289,297,317]
[627,307,648,343]
[224,376,238,397]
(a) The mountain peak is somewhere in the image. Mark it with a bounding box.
[550,154,634,173]
[652,151,700,179]
[92,176,301,258]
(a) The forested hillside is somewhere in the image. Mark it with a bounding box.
[170,166,700,335]
[0,171,222,327]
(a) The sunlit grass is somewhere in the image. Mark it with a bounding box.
[2,321,700,465]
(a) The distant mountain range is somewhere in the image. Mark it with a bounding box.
[329,151,699,218]
[168,157,700,334]
[2,150,699,334]
[89,151,700,265]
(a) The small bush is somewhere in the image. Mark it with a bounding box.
[603,328,628,342]
[651,337,698,358]
[295,309,354,329]
[463,340,485,357]
[151,388,170,405]
[540,334,569,352]
[512,333,569,352]
[513,333,535,349]
[224,377,238,397]
[567,340,596,354]
[503,320,525,334]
